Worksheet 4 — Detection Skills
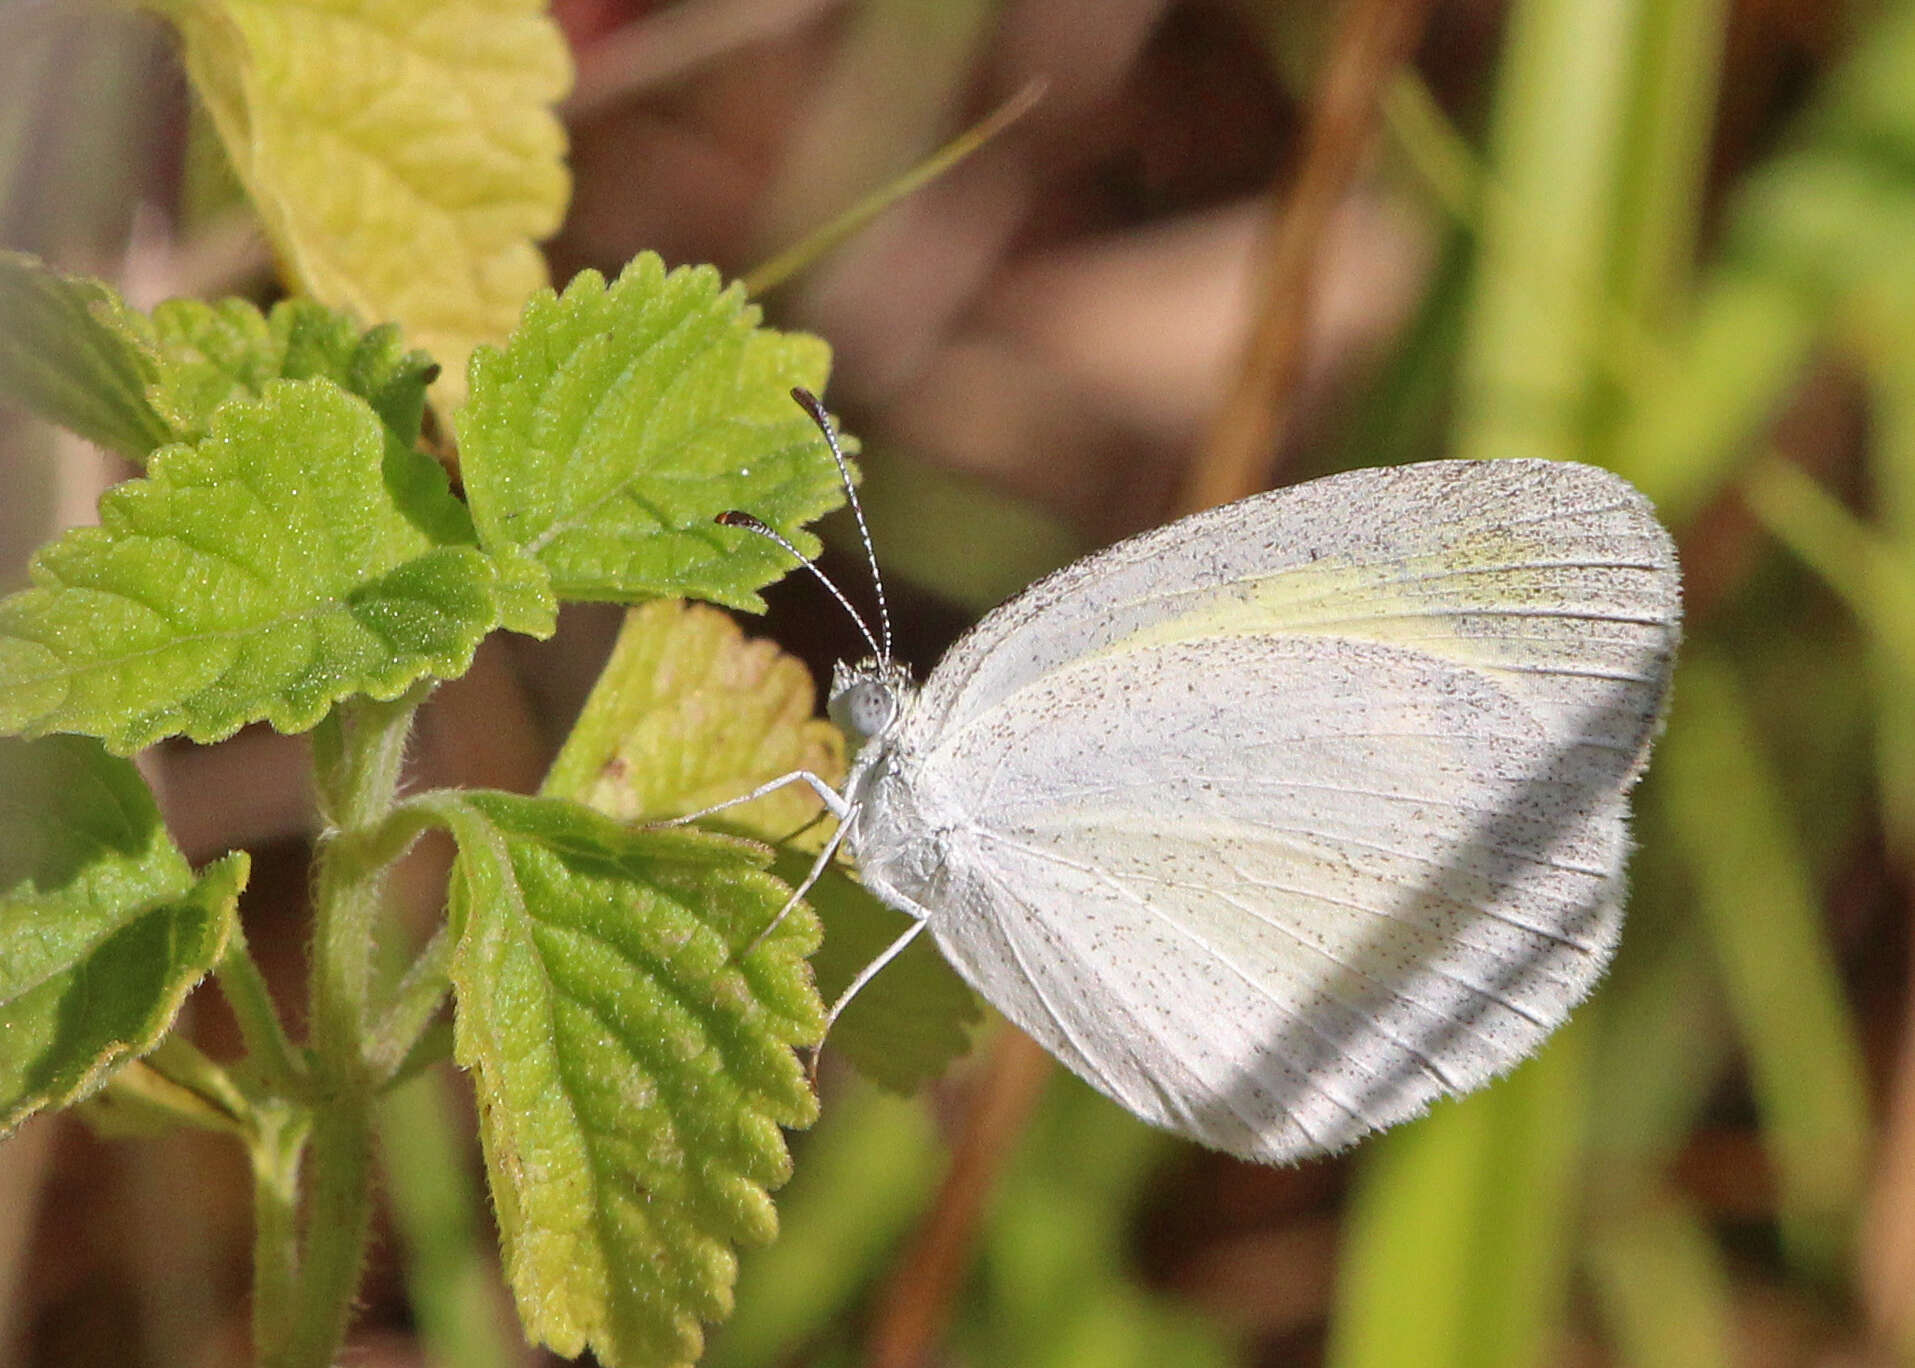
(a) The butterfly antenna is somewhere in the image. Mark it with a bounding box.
[791,387,892,663]
[716,511,884,661]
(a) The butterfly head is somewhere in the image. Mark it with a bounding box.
[828,657,914,751]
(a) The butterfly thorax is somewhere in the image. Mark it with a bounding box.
[827,657,948,906]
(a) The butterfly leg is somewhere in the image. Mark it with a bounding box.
[651,769,850,827]
[808,915,931,1087]
[742,816,854,956]
[824,915,928,1034]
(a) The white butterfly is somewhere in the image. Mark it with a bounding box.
[718,391,1681,1165]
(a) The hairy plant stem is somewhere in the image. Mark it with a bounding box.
[142,1033,253,1126]
[369,921,453,1079]
[216,919,309,1096]
[259,690,424,1368]
[249,1101,308,1359]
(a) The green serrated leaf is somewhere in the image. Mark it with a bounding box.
[146,295,275,433]
[443,791,822,1368]
[0,250,172,459]
[0,252,442,473]
[0,378,500,752]
[490,552,558,639]
[459,255,846,611]
[149,295,440,446]
[0,735,248,1132]
[712,1083,942,1368]
[543,597,845,840]
[791,862,982,1095]
[151,0,571,412]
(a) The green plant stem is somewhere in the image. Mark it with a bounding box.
[250,1101,308,1361]
[142,1032,253,1125]
[369,922,453,1081]
[356,788,475,1082]
[310,692,420,1071]
[741,77,1046,297]
[276,1101,376,1368]
[313,686,424,831]
[1382,72,1481,221]
[216,918,309,1096]
[265,689,424,1368]
[344,789,454,872]
[383,1018,456,1092]
[96,1056,245,1135]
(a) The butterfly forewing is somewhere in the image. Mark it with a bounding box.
[913,459,1678,763]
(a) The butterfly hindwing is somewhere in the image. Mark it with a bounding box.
[878,635,1627,1162]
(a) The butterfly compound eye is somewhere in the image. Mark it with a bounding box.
[828,679,896,744]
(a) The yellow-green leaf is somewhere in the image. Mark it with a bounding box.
[151,0,571,410]
[0,379,499,751]
[148,295,439,447]
[544,597,845,843]
[444,792,821,1368]
[458,256,843,611]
